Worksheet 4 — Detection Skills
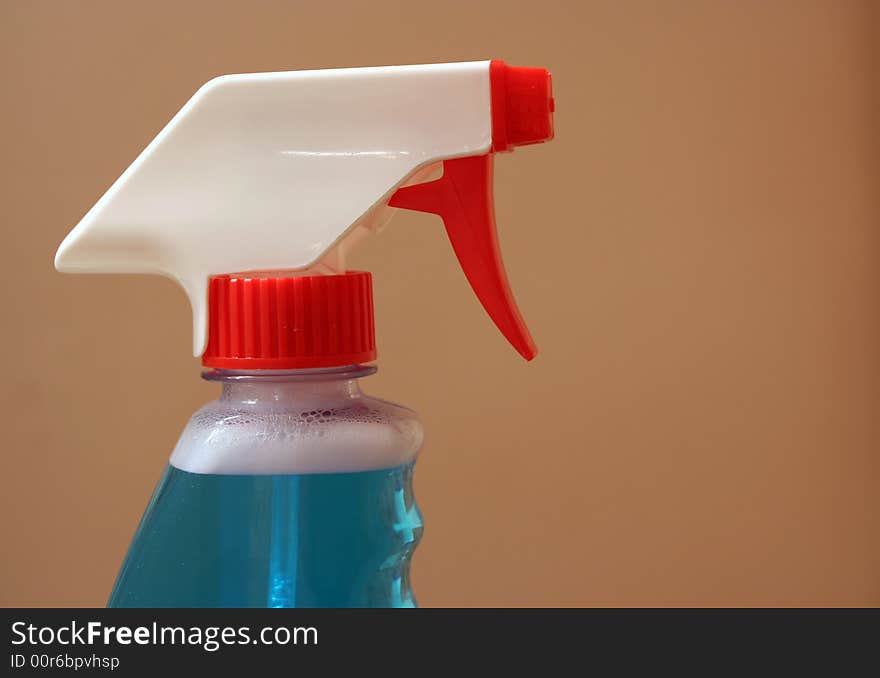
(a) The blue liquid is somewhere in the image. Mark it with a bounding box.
[108,463,422,608]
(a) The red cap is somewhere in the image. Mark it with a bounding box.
[490,60,555,152]
[202,271,376,369]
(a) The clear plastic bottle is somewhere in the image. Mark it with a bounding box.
[108,365,424,608]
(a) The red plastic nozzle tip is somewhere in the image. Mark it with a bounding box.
[490,60,555,152]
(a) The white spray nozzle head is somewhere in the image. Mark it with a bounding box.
[55,62,494,355]
[56,60,556,360]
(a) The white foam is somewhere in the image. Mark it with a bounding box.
[170,394,423,475]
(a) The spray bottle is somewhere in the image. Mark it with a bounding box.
[55,60,555,607]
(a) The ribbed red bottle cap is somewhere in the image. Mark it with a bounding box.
[202,271,376,369]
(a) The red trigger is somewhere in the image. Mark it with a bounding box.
[388,154,537,360]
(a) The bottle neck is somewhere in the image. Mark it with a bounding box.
[202,364,376,407]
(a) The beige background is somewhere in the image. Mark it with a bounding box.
[2,0,878,607]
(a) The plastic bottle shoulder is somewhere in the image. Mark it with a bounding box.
[170,392,423,475]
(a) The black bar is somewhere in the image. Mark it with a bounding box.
[2,608,877,673]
